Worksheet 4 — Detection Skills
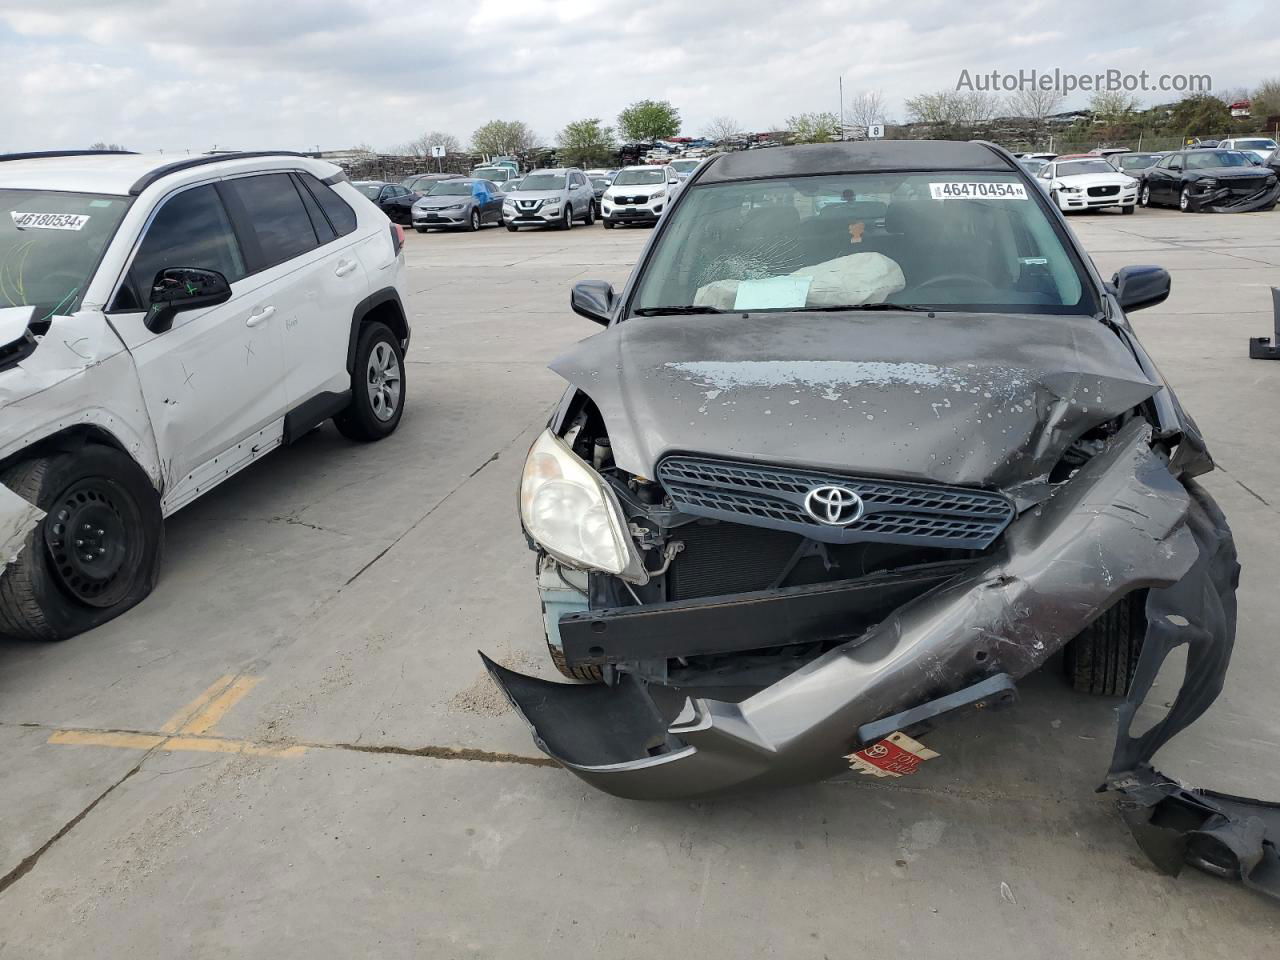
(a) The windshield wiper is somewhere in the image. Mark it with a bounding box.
[633,305,726,316]
[793,302,934,312]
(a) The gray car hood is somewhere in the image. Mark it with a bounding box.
[506,189,566,202]
[550,311,1162,490]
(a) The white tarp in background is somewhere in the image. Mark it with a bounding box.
[0,483,43,570]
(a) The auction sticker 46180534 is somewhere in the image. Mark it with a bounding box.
[929,182,1027,200]
[11,212,90,231]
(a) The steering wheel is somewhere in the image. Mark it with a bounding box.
[913,273,997,293]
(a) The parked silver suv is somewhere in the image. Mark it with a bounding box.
[503,168,595,230]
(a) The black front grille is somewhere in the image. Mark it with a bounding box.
[1226,177,1266,195]
[657,456,1014,550]
[1088,185,1120,197]
[613,195,647,205]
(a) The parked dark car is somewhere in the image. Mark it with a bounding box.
[482,140,1273,898]
[410,178,504,232]
[1111,151,1164,178]
[402,173,463,194]
[1266,149,1280,180]
[589,176,612,216]
[352,180,418,224]
[1140,149,1280,212]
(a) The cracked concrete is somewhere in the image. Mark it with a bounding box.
[2,214,1280,957]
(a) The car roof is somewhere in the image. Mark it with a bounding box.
[0,150,341,197]
[619,164,668,171]
[698,140,1013,184]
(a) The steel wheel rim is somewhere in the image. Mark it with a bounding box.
[1180,189,1190,211]
[43,477,140,607]
[366,341,402,422]
[1141,185,1149,206]
[471,210,480,230]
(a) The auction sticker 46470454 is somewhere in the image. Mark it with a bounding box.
[11,212,90,231]
[929,182,1027,200]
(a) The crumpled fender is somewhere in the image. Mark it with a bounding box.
[0,483,44,571]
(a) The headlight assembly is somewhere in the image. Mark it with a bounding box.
[519,430,647,582]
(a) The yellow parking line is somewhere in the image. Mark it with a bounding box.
[163,736,306,758]
[48,730,166,750]
[159,674,237,733]
[175,675,263,736]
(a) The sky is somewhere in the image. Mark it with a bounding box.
[0,0,1275,154]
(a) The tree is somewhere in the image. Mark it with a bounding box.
[471,120,539,157]
[89,141,127,151]
[398,131,460,157]
[703,115,740,145]
[1006,88,1065,126]
[1253,77,1280,122]
[557,118,616,168]
[786,112,841,144]
[1089,90,1139,126]
[1167,94,1230,137]
[903,90,997,137]
[843,89,887,137]
[617,100,681,142]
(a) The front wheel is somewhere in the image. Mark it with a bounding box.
[583,202,595,226]
[0,448,163,642]
[468,209,480,232]
[1179,187,1195,212]
[560,206,573,230]
[414,226,429,234]
[1122,203,1136,215]
[1140,183,1151,207]
[602,219,615,229]
[334,321,406,441]
[1064,592,1147,696]
[506,224,518,232]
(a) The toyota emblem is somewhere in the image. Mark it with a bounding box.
[803,485,864,526]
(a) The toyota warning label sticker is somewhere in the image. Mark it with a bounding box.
[846,731,939,778]
[11,212,91,231]
[929,182,1027,200]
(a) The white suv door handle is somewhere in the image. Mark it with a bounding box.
[245,305,275,327]
[335,259,358,277]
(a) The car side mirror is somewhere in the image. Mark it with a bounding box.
[146,267,232,333]
[1110,265,1170,313]
[571,280,615,326]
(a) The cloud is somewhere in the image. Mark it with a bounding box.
[0,0,1270,152]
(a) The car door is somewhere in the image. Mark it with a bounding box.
[476,181,500,223]
[220,171,370,420]
[106,182,288,513]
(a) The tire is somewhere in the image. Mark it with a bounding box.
[467,209,480,232]
[334,321,405,441]
[506,224,518,232]
[583,202,595,226]
[1179,187,1195,212]
[1140,183,1151,207]
[560,206,573,230]
[1122,203,1136,215]
[603,219,615,230]
[1063,591,1146,696]
[0,447,163,642]
[414,226,429,234]
[547,637,603,683]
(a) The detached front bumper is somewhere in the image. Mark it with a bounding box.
[1196,180,1280,213]
[484,421,1276,894]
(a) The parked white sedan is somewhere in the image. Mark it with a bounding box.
[1218,138,1279,163]
[1034,157,1139,214]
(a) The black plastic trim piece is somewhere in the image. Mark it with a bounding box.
[347,287,406,373]
[856,673,1017,745]
[127,151,319,196]
[0,150,137,162]
[284,390,351,444]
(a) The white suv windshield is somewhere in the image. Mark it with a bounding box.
[614,170,665,186]
[1,189,131,319]
[631,173,1094,315]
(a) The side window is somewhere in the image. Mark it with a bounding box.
[297,172,357,237]
[123,184,245,308]
[222,173,320,270]
[291,173,336,244]
[1169,156,1183,171]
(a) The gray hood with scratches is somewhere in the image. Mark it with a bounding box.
[550,311,1161,489]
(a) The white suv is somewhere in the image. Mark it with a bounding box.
[600,165,682,227]
[0,150,411,641]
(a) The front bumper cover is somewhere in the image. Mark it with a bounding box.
[1195,181,1280,213]
[483,420,1276,896]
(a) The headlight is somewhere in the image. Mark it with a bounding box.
[440,203,464,210]
[1124,179,1139,189]
[1197,179,1218,189]
[519,430,646,581]
[651,190,666,200]
[1058,184,1081,193]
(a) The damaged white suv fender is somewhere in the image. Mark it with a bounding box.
[0,150,411,641]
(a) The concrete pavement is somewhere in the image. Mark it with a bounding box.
[2,209,1279,958]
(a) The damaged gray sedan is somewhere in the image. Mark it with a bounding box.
[483,141,1280,898]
